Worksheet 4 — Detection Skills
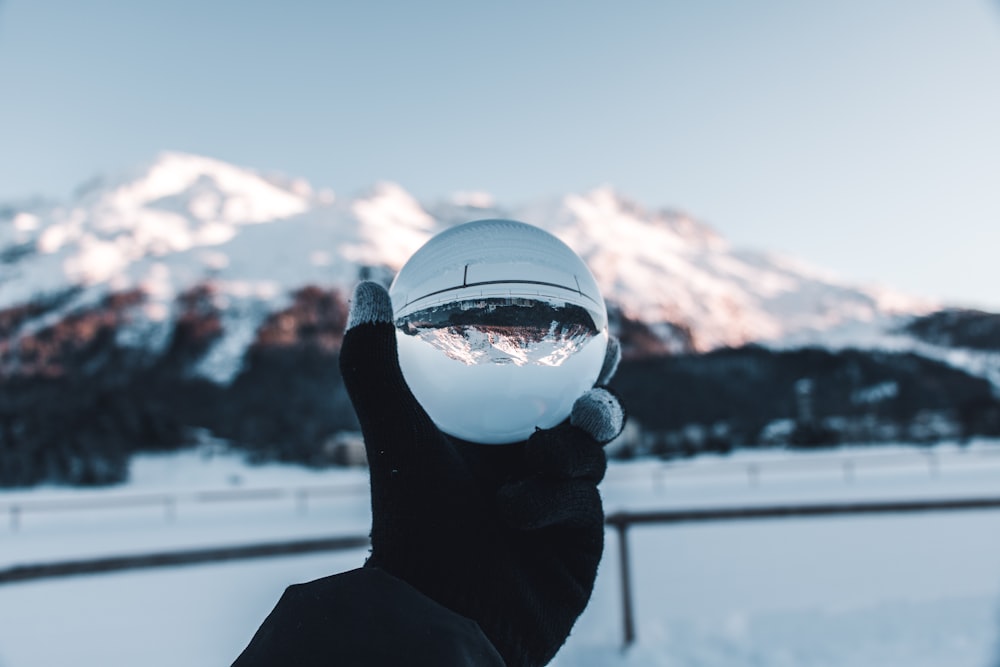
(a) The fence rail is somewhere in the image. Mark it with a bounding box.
[606,443,1000,490]
[0,482,370,531]
[607,495,1000,648]
[0,535,371,585]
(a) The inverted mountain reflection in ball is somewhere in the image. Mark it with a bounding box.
[389,219,608,444]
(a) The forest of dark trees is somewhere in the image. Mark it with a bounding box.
[611,345,1000,459]
[902,308,1000,351]
[2,292,1000,488]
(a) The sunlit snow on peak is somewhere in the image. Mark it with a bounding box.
[344,181,435,269]
[97,151,310,224]
[13,212,40,232]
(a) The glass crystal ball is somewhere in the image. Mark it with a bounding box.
[389,219,609,444]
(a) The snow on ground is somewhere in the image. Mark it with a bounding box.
[2,442,1000,667]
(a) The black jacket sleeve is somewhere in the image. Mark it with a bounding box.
[231,567,505,667]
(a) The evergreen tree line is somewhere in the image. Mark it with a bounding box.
[4,291,1000,487]
[610,345,1000,458]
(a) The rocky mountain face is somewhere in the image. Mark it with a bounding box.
[1,153,996,486]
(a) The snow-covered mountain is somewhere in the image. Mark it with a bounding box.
[8,152,1000,488]
[1,151,935,382]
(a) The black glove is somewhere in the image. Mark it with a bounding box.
[339,281,625,667]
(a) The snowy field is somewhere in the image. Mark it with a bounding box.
[2,442,1000,667]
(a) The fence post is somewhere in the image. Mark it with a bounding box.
[296,489,309,516]
[10,505,20,532]
[843,459,855,484]
[614,521,636,650]
[926,452,940,478]
[164,497,176,523]
[747,463,760,486]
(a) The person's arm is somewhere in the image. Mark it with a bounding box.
[233,281,624,666]
[340,281,623,666]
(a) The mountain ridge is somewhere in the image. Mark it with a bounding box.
[0,151,937,382]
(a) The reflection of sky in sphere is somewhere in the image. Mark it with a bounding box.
[390,219,608,444]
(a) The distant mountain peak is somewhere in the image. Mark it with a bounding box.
[93,151,311,223]
[346,181,436,270]
[561,186,726,251]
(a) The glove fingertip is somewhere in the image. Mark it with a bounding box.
[347,281,393,330]
[571,387,625,445]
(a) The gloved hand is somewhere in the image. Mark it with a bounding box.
[339,281,625,667]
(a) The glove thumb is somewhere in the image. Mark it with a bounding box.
[339,281,439,457]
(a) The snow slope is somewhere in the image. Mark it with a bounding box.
[0,152,938,382]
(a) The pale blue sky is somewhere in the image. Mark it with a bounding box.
[2,1,999,307]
